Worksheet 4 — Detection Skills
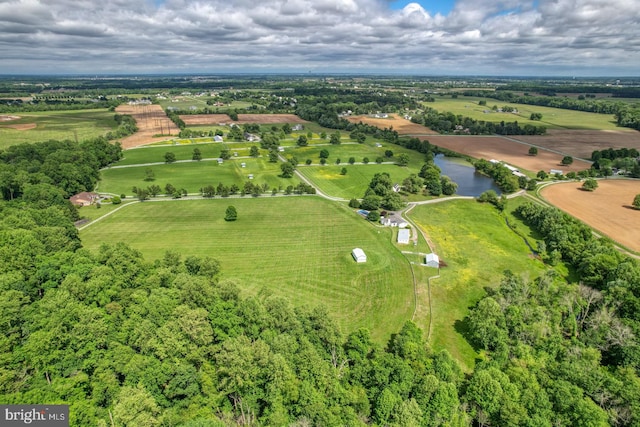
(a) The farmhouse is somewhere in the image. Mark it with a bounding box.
[292,124,304,131]
[397,228,411,244]
[550,169,564,175]
[425,253,440,268]
[352,248,367,263]
[381,213,407,228]
[214,135,223,142]
[70,192,99,207]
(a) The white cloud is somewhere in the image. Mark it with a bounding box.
[0,0,637,75]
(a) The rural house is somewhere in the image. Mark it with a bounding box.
[69,192,99,207]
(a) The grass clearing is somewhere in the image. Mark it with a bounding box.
[79,197,414,343]
[407,198,547,371]
[99,157,297,196]
[427,97,620,130]
[299,164,421,199]
[0,109,117,148]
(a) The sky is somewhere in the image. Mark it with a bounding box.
[0,0,638,76]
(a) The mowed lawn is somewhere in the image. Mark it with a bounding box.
[117,143,224,166]
[80,197,414,342]
[0,109,117,148]
[99,157,298,196]
[427,97,620,130]
[299,164,421,199]
[408,199,546,371]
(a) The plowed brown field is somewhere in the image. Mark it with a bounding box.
[512,129,640,160]
[115,104,179,149]
[346,114,436,135]
[180,114,308,125]
[425,135,591,173]
[541,180,640,252]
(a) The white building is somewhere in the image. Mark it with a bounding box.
[425,253,440,268]
[397,229,411,244]
[352,248,367,263]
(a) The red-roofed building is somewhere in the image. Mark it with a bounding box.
[70,192,99,207]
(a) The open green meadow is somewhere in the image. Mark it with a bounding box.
[299,164,421,199]
[427,96,620,130]
[99,157,297,196]
[408,198,547,371]
[79,197,415,342]
[117,143,224,165]
[0,109,117,148]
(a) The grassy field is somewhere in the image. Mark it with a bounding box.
[0,109,117,148]
[79,197,415,343]
[117,143,224,165]
[298,164,421,200]
[426,97,620,130]
[408,198,547,371]
[99,157,298,196]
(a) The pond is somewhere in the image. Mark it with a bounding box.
[434,154,501,197]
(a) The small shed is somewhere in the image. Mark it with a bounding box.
[214,135,223,142]
[425,253,440,268]
[397,229,411,245]
[248,174,254,180]
[241,162,246,168]
[217,158,224,164]
[352,248,367,263]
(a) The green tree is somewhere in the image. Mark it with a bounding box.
[396,153,410,166]
[144,168,155,181]
[296,135,308,147]
[537,170,548,180]
[385,150,394,158]
[112,384,161,427]
[366,210,381,222]
[319,149,330,159]
[528,146,538,156]
[220,149,231,160]
[349,198,360,208]
[164,152,176,163]
[561,156,574,165]
[192,148,202,161]
[225,206,237,221]
[348,157,356,165]
[281,123,291,134]
[633,194,640,210]
[582,178,598,191]
[329,132,341,145]
[341,167,347,175]
[280,162,294,178]
[250,146,259,157]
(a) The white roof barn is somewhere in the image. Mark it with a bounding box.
[425,253,440,268]
[352,248,367,263]
[397,229,411,244]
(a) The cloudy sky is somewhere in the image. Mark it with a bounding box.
[0,0,638,76]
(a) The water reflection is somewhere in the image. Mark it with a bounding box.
[433,154,501,197]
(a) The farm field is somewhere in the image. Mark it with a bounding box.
[116,143,224,166]
[426,96,621,130]
[180,113,308,125]
[99,157,297,196]
[298,164,420,200]
[0,109,117,148]
[407,199,547,370]
[425,135,592,174]
[115,104,179,148]
[346,113,437,135]
[79,197,415,343]
[541,179,640,253]
[512,129,640,160]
